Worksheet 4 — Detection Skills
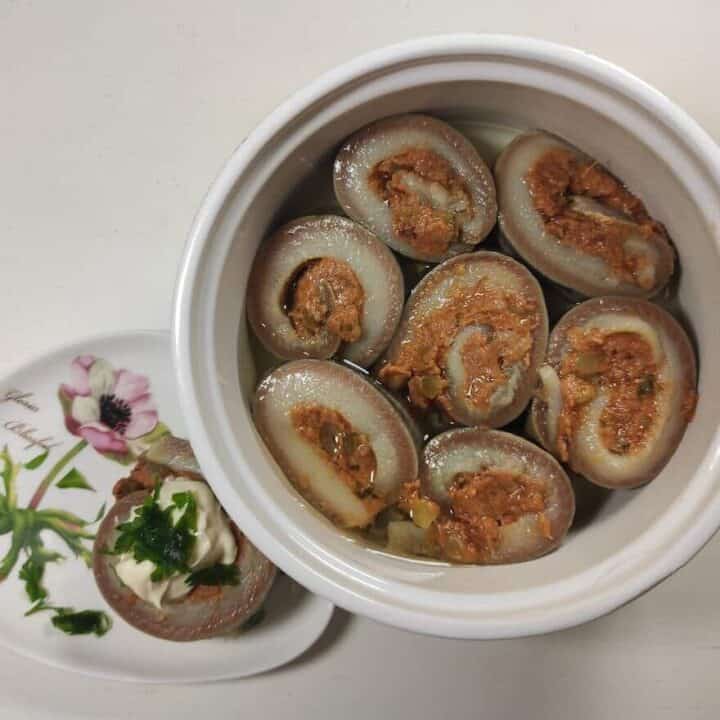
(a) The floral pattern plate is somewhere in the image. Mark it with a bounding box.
[0,330,333,683]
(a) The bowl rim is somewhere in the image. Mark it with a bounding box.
[173,33,720,638]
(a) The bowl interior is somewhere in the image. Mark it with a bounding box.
[180,46,720,634]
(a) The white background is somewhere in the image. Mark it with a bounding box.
[1,1,719,717]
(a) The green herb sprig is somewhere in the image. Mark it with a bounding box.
[26,601,111,637]
[111,488,198,581]
[186,563,239,588]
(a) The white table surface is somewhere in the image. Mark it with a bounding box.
[2,1,719,717]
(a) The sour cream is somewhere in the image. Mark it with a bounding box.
[113,477,237,608]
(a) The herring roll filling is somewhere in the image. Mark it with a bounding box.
[530,297,697,488]
[247,215,404,367]
[94,436,276,641]
[377,252,548,428]
[334,114,497,263]
[253,360,419,528]
[495,131,675,298]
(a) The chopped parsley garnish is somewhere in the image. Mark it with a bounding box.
[186,562,240,588]
[111,487,198,581]
[51,609,111,636]
[26,602,111,637]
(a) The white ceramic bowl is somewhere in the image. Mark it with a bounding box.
[173,35,720,639]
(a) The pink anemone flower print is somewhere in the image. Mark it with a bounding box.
[59,356,158,454]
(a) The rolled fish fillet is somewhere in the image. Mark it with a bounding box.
[414,428,574,564]
[529,297,697,488]
[253,360,419,528]
[247,215,404,367]
[334,114,497,263]
[377,251,548,428]
[495,131,675,298]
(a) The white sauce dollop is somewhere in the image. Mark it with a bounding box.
[113,477,237,608]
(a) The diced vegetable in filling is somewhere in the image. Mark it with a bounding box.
[391,471,548,564]
[437,470,548,563]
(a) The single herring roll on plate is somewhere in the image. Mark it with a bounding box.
[94,436,276,641]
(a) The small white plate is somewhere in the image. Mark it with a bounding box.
[0,330,334,683]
